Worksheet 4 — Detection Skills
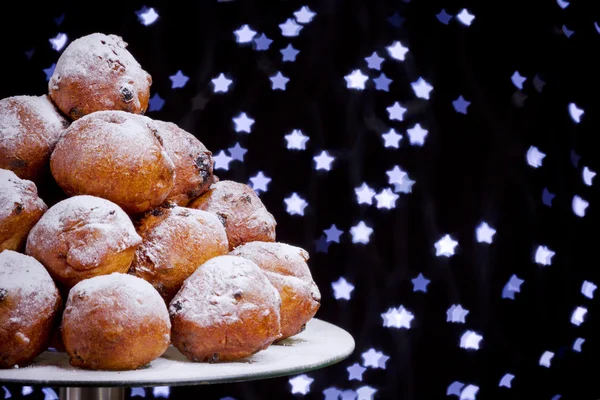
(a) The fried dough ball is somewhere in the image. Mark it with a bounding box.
[50,111,175,214]
[154,120,215,206]
[48,33,152,120]
[131,204,229,303]
[0,169,47,252]
[231,242,321,339]
[25,195,142,290]
[169,255,282,362]
[0,95,69,181]
[0,250,62,368]
[61,273,171,370]
[188,181,276,250]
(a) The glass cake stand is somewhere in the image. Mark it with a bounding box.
[0,318,354,400]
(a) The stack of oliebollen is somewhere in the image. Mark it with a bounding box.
[0,33,321,371]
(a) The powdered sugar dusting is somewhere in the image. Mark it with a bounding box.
[54,111,170,166]
[0,250,57,296]
[26,195,141,269]
[232,242,312,280]
[135,206,228,273]
[49,33,150,111]
[66,273,170,324]
[231,241,321,305]
[189,181,276,249]
[0,169,45,220]
[0,95,67,150]
[170,255,281,328]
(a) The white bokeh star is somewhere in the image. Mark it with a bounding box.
[572,195,589,217]
[386,41,409,61]
[350,221,373,244]
[213,150,232,171]
[460,384,479,400]
[406,123,428,146]
[361,348,383,368]
[382,128,402,148]
[475,222,496,244]
[582,280,597,299]
[356,386,377,400]
[539,351,554,368]
[294,6,316,24]
[460,330,483,350]
[232,112,254,133]
[435,234,458,257]
[249,171,271,193]
[535,245,555,266]
[457,8,475,26]
[345,69,369,90]
[284,193,308,216]
[374,188,399,209]
[355,183,376,205]
[447,304,469,323]
[137,7,159,26]
[411,77,434,100]
[387,101,407,121]
[382,306,414,329]
[234,24,257,43]
[212,73,233,93]
[314,150,335,171]
[153,387,170,398]
[49,33,68,52]
[526,146,545,168]
[386,165,407,185]
[289,374,314,395]
[582,166,596,186]
[332,277,354,300]
[285,129,310,150]
[279,18,303,37]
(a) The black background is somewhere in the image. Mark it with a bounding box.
[1,0,599,399]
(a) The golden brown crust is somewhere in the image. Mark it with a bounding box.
[187,181,276,250]
[0,95,69,181]
[231,242,321,339]
[155,120,215,206]
[50,111,175,215]
[48,33,152,120]
[25,195,142,289]
[169,255,282,362]
[131,204,229,303]
[61,273,171,370]
[0,251,62,368]
[0,169,48,252]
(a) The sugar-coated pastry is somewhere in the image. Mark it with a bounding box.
[49,33,152,120]
[25,195,142,289]
[231,242,321,339]
[188,181,276,250]
[155,120,216,206]
[61,273,171,370]
[0,169,47,252]
[131,204,229,303]
[0,250,62,368]
[169,255,282,362]
[0,95,69,181]
[50,111,175,214]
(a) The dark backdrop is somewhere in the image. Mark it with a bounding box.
[1,0,599,399]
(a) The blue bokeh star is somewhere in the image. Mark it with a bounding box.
[281,44,300,62]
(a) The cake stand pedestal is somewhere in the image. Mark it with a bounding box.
[0,318,354,400]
